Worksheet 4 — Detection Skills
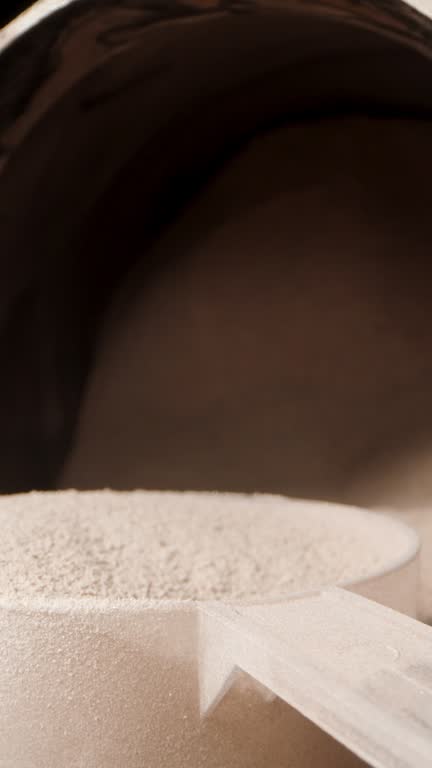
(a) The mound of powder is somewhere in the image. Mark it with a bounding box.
[0,491,414,602]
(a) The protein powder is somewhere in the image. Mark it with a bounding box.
[0,490,414,602]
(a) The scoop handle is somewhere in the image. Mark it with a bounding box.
[199,588,432,768]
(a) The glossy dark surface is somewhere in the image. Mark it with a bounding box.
[0,0,431,492]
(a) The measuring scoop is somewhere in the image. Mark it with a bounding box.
[0,492,426,768]
[199,587,432,768]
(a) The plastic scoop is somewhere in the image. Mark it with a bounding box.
[199,588,432,768]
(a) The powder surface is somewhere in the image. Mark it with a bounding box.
[0,490,413,602]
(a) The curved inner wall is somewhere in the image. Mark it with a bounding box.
[61,115,432,507]
[0,7,431,766]
[0,6,432,598]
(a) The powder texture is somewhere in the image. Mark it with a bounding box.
[0,490,413,602]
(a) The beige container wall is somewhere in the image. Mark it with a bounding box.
[199,674,367,768]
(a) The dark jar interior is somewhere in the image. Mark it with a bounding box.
[0,0,431,505]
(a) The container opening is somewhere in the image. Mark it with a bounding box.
[0,5,431,495]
